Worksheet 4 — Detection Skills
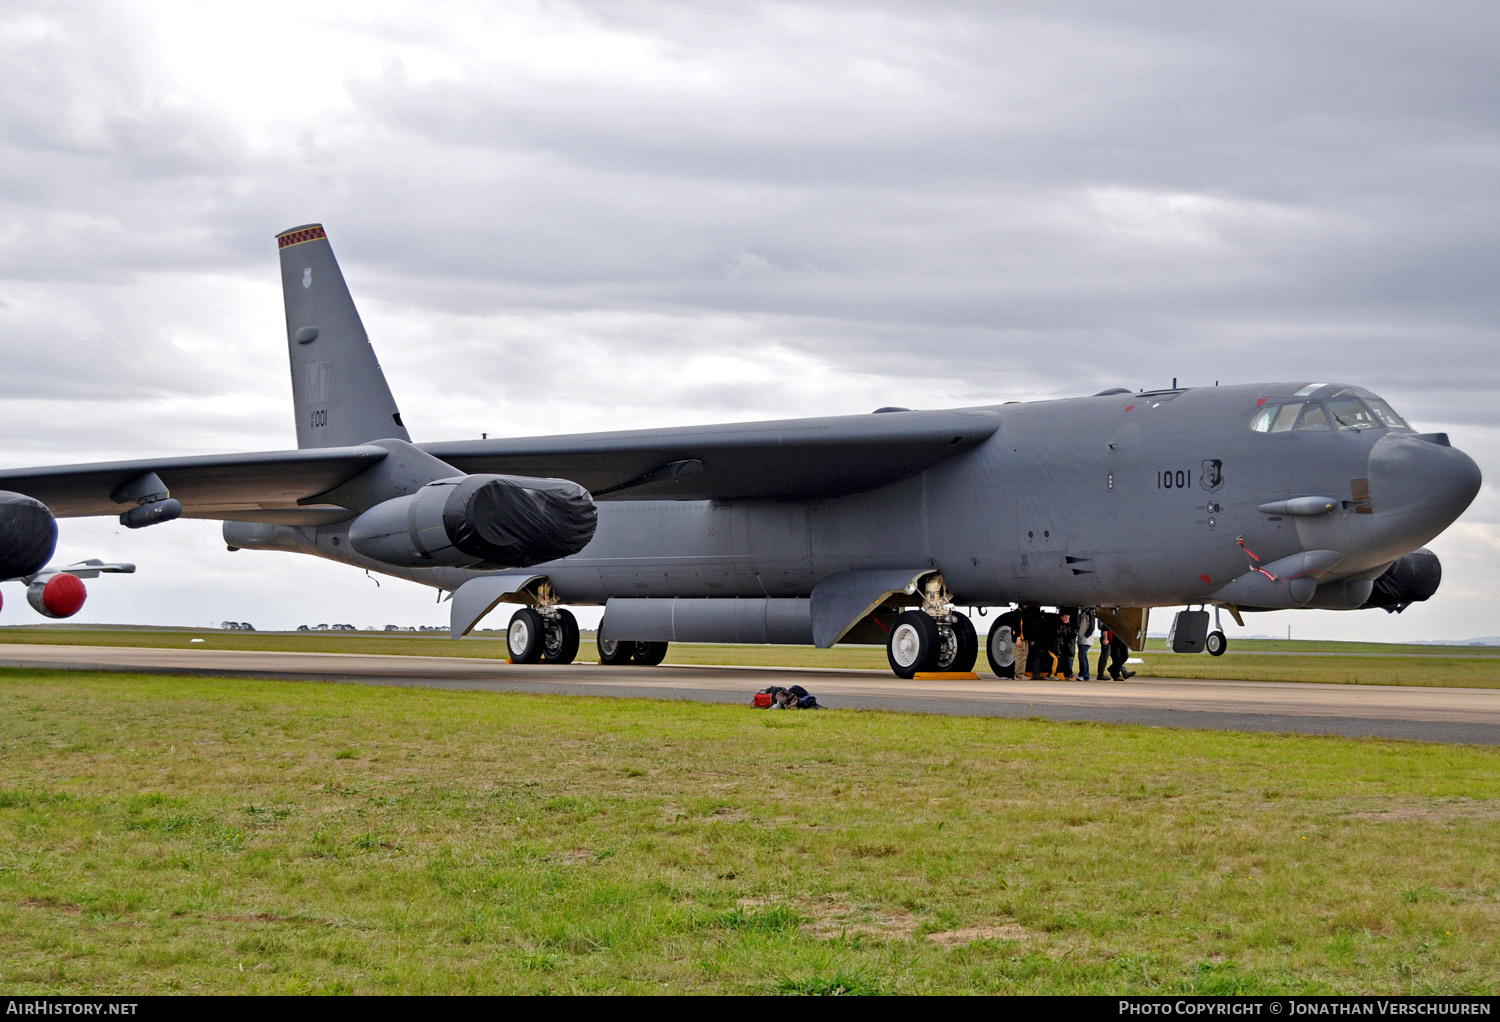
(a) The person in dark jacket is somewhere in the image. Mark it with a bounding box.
[1056,609,1078,679]
[1098,628,1134,681]
[1028,610,1061,679]
[1018,604,1042,678]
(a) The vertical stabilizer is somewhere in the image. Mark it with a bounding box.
[278,224,411,449]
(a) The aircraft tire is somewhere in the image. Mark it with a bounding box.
[507,607,545,664]
[887,610,940,679]
[1206,630,1228,657]
[632,640,669,666]
[985,617,1016,677]
[935,615,979,673]
[597,632,634,665]
[542,609,580,665]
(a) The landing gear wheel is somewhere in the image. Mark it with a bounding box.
[542,609,580,665]
[631,640,668,666]
[597,632,633,665]
[507,607,544,664]
[934,614,979,673]
[986,617,1017,677]
[887,610,940,679]
[1206,630,1228,657]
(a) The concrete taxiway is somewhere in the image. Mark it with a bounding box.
[1,643,1497,745]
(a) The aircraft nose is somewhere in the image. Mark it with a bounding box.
[1366,431,1482,546]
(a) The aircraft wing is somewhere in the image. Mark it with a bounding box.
[0,446,388,521]
[0,409,1001,521]
[422,408,1002,500]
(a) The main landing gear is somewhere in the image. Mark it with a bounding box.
[885,575,978,679]
[505,582,581,665]
[597,634,668,666]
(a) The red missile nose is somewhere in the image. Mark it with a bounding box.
[42,573,86,618]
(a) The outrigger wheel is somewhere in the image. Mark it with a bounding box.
[887,610,940,679]
[507,607,545,664]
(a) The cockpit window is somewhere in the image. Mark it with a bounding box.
[1328,396,1381,430]
[1364,397,1410,429]
[1269,404,1301,432]
[1297,403,1330,430]
[1249,403,1304,432]
[1253,392,1411,434]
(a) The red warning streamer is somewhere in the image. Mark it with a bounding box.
[1236,536,1278,581]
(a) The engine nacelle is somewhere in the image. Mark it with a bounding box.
[27,572,87,618]
[1363,548,1442,613]
[0,491,58,581]
[348,474,597,569]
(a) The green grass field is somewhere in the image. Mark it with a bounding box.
[4,626,1499,688]
[1,669,1497,994]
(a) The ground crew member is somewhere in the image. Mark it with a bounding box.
[1019,603,1042,678]
[1076,608,1096,680]
[1098,628,1134,681]
[1056,609,1078,679]
[1029,609,1061,679]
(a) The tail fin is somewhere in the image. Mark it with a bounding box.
[278,224,410,449]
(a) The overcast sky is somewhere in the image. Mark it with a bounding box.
[1,1,1496,641]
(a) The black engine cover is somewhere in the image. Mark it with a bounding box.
[348,473,597,570]
[1364,548,1442,613]
[0,491,57,581]
[443,474,597,567]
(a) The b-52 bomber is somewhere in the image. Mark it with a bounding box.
[0,225,1482,676]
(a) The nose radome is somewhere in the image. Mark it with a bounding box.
[1367,431,1482,541]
